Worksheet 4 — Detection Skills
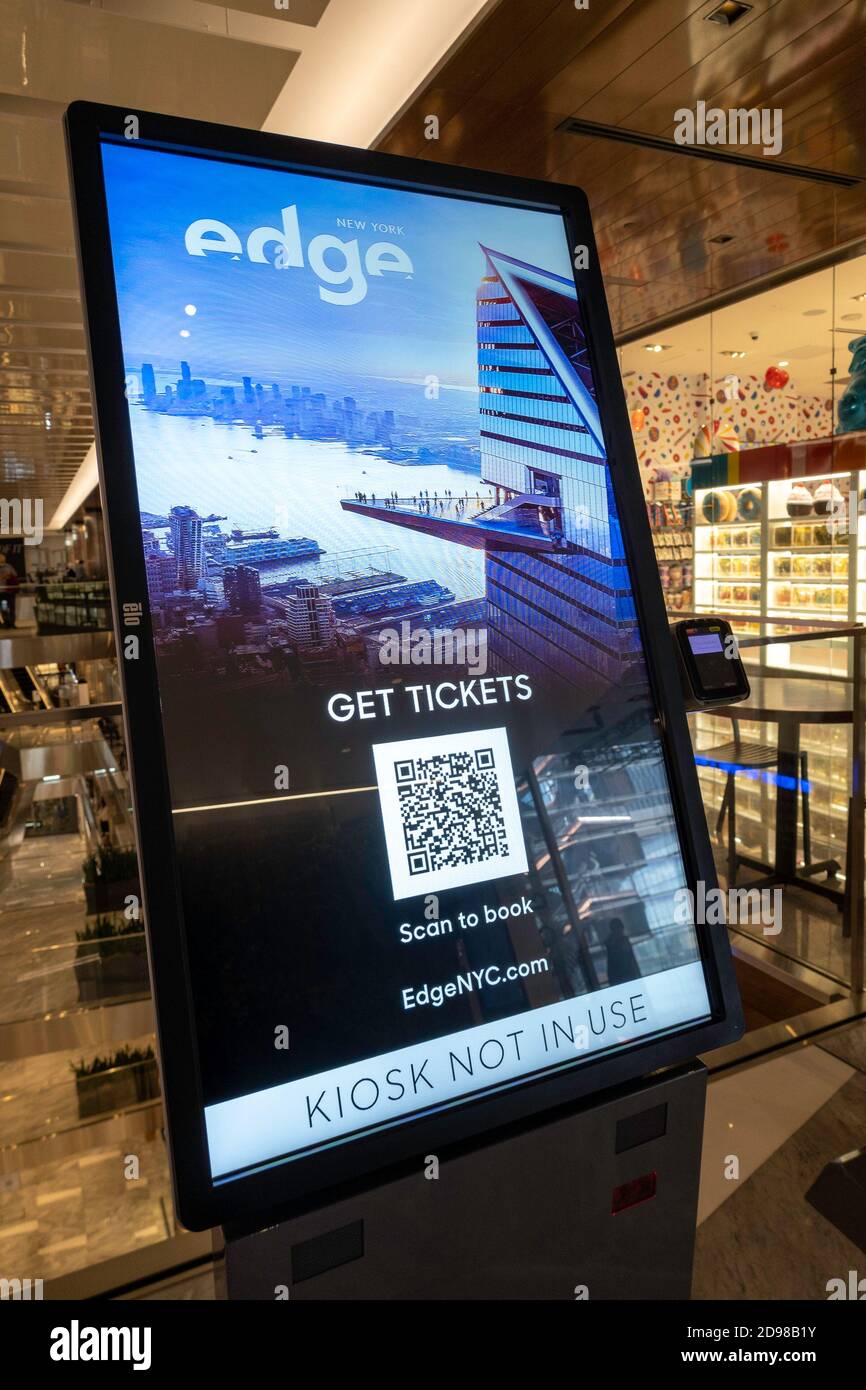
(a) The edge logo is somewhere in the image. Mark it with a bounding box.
[184,205,414,306]
[49,1320,152,1371]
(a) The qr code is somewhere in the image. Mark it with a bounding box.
[372,727,528,900]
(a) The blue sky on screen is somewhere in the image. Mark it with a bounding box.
[100,142,572,394]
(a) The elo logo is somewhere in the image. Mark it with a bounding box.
[183,205,413,307]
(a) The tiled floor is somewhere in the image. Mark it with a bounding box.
[693,1061,866,1299]
[697,1045,854,1224]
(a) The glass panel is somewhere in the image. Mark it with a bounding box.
[689,628,858,988]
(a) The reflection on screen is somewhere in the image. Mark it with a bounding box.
[100,140,710,1181]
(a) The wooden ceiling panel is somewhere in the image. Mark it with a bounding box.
[461,0,642,111]
[379,0,866,337]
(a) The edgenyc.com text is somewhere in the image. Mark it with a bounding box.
[402,958,549,1011]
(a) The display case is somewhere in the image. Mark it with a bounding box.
[694,469,860,675]
[649,497,693,613]
[691,467,857,930]
[693,478,763,645]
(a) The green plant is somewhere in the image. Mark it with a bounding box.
[75,915,145,961]
[82,845,138,885]
[71,1044,155,1080]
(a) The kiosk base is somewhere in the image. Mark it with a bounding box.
[215,1060,707,1300]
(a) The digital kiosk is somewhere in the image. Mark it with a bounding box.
[66,103,744,1298]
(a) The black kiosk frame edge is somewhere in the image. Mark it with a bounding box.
[65,101,744,1233]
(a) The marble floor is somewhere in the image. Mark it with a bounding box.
[0,1133,176,1281]
[0,1032,157,1149]
[0,854,91,1024]
[0,853,148,1023]
[693,1022,866,1299]
[0,769,162,1284]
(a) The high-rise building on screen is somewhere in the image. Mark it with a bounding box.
[476,248,640,693]
[144,550,178,602]
[169,505,204,589]
[340,250,641,697]
[284,583,336,650]
[224,564,263,613]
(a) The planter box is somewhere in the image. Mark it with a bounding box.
[74,945,149,1004]
[134,1059,160,1104]
[83,877,138,916]
[76,1068,139,1120]
[75,1060,159,1120]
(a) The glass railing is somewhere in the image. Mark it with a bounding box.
[33,581,112,634]
[682,613,865,992]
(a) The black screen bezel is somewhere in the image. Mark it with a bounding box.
[65,101,743,1232]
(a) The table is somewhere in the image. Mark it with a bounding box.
[711,676,853,919]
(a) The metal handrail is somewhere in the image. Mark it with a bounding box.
[672,611,864,648]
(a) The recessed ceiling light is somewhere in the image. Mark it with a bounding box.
[852,293,866,301]
[184,304,197,316]
[709,233,735,245]
[720,349,746,359]
[778,360,789,366]
[180,329,191,338]
[706,1,753,25]
[643,343,672,353]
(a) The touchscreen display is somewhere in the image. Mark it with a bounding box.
[685,624,744,694]
[99,141,711,1185]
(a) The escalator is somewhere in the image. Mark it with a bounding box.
[12,667,37,705]
[0,667,55,714]
[0,669,30,713]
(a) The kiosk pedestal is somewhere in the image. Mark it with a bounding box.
[215,1060,706,1300]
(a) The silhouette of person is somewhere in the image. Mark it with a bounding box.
[605,917,640,986]
[0,552,19,628]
